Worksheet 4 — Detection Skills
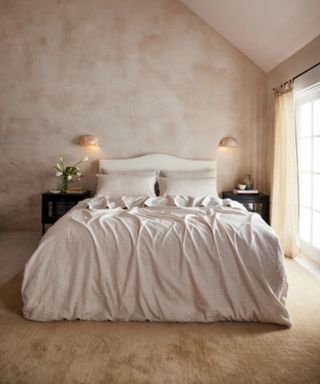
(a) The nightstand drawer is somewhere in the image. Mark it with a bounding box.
[45,200,78,223]
[222,191,270,224]
[41,191,91,234]
[242,202,263,215]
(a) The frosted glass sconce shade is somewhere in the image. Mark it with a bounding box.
[79,135,98,147]
[219,137,238,148]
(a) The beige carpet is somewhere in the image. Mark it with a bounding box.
[0,236,320,384]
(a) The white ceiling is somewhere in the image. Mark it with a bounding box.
[180,0,320,72]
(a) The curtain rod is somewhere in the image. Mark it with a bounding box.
[272,62,320,91]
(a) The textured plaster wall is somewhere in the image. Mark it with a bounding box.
[0,0,267,231]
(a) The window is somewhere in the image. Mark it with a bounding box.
[295,83,320,264]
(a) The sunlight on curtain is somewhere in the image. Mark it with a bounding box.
[271,82,299,257]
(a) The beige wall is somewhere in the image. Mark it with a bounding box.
[266,35,320,192]
[0,0,267,231]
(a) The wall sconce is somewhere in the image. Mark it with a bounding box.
[219,137,238,148]
[79,135,98,147]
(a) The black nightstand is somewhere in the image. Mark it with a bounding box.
[42,191,91,234]
[222,192,270,224]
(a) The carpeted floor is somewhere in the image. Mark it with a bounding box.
[0,233,320,384]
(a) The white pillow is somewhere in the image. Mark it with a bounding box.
[101,169,158,176]
[95,174,157,197]
[160,169,215,178]
[158,177,218,197]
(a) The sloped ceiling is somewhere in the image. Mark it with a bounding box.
[180,0,320,72]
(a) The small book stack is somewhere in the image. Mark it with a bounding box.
[66,186,87,194]
[233,189,259,195]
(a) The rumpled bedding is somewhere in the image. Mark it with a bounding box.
[22,196,291,326]
[87,195,247,210]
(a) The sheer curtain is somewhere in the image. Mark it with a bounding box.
[271,81,299,257]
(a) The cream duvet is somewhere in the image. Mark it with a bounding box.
[22,196,291,326]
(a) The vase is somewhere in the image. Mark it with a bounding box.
[62,176,69,193]
[243,174,254,190]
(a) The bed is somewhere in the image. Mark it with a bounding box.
[22,154,291,326]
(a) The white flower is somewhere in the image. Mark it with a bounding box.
[56,171,62,177]
[77,172,82,176]
[59,157,63,162]
[82,156,88,162]
[67,175,72,181]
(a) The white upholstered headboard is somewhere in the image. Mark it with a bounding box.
[99,154,216,176]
